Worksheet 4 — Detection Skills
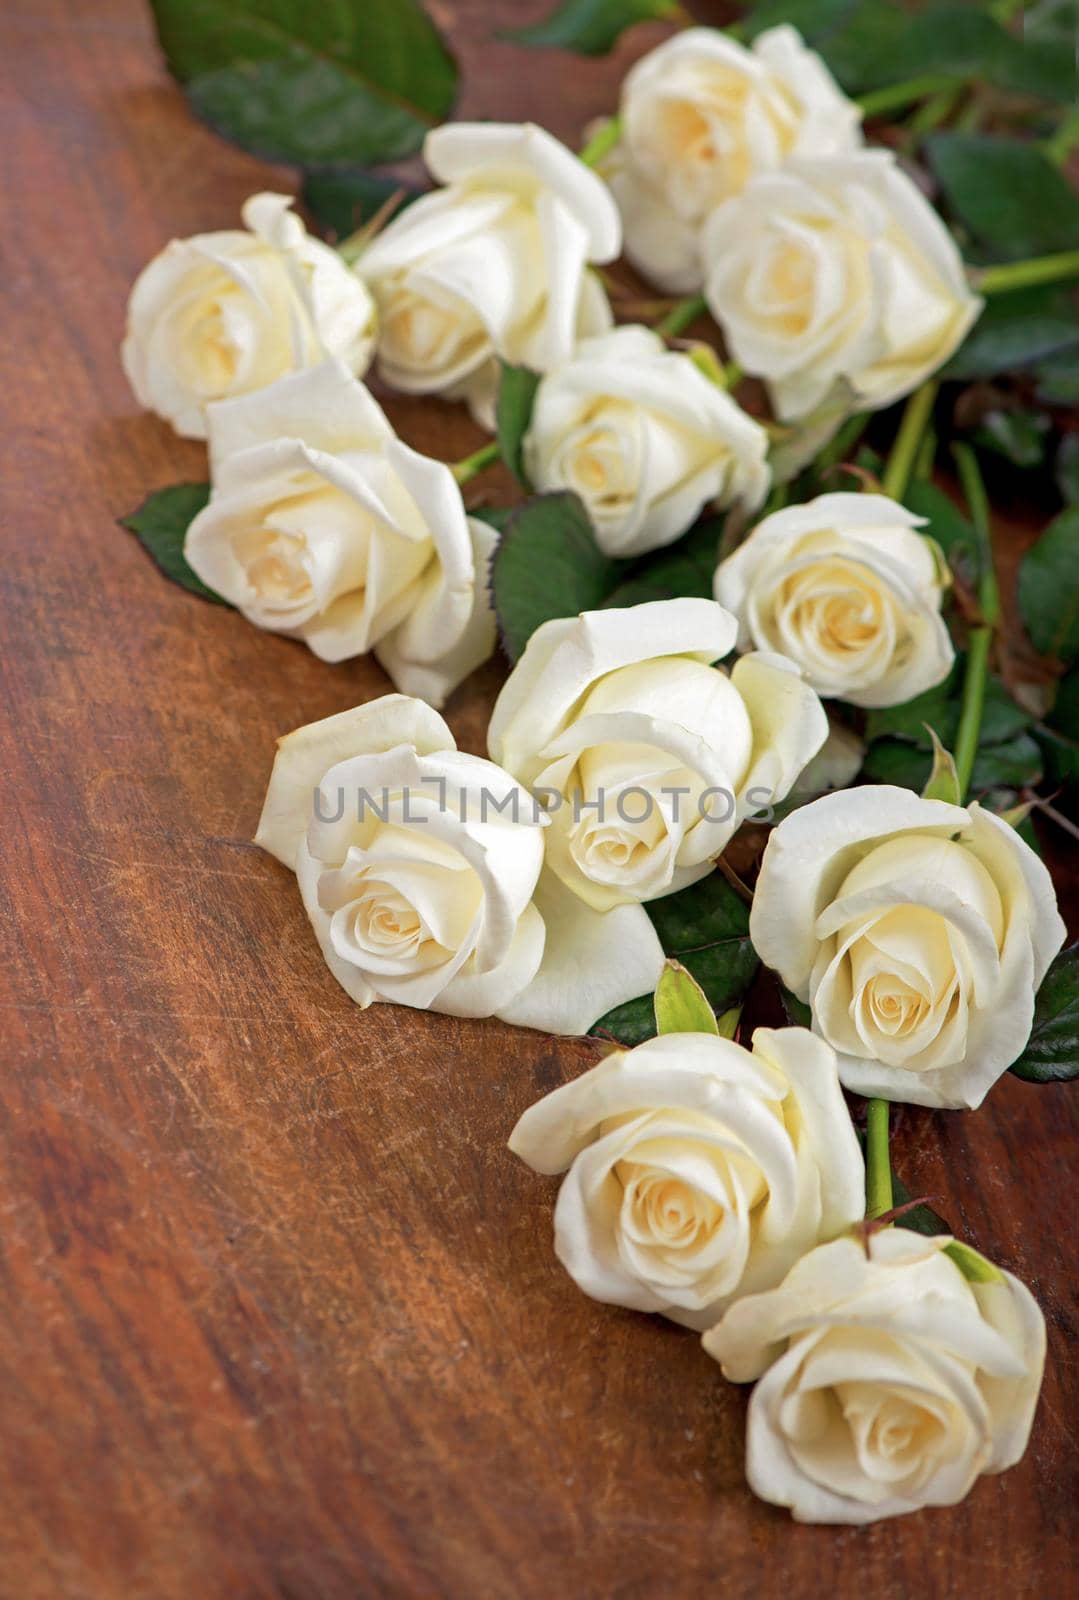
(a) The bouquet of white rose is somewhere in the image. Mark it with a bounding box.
[120,0,1078,1528]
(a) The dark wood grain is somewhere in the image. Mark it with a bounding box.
[0,3,1075,1596]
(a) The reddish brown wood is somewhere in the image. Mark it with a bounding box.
[0,3,1075,1597]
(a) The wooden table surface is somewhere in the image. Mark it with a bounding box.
[1,2,1075,1596]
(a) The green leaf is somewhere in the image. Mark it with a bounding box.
[119,484,226,604]
[865,662,1031,750]
[920,727,961,804]
[903,479,979,581]
[502,0,680,56]
[601,517,722,609]
[1019,508,1079,662]
[1039,667,1079,790]
[301,169,420,239]
[1036,349,1079,406]
[1009,943,1079,1082]
[470,505,514,535]
[653,961,720,1036]
[495,363,541,489]
[491,493,622,663]
[972,408,1052,470]
[945,291,1079,382]
[748,0,1075,100]
[779,985,812,1028]
[147,0,457,166]
[928,134,1079,261]
[595,874,759,1046]
[1056,436,1079,507]
[863,732,1042,794]
[889,1170,951,1238]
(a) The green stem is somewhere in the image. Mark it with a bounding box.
[858,73,959,120]
[451,440,500,484]
[655,293,708,339]
[579,115,622,168]
[977,250,1079,296]
[907,83,965,139]
[865,1099,893,1220]
[817,413,870,475]
[951,444,1001,802]
[881,382,938,501]
[914,423,937,483]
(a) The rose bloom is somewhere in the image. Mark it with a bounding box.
[714,492,954,707]
[604,25,861,294]
[750,787,1065,1108]
[510,1027,864,1328]
[488,598,828,912]
[703,151,982,421]
[184,361,496,706]
[123,193,376,439]
[256,695,663,1033]
[704,1230,1046,1525]
[523,325,770,558]
[359,122,620,423]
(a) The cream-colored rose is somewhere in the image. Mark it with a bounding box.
[715,493,954,706]
[523,325,770,558]
[256,695,664,1034]
[605,25,861,294]
[488,599,828,912]
[703,152,982,421]
[359,123,620,422]
[750,786,1066,1108]
[704,1229,1046,1524]
[122,193,376,440]
[184,361,495,706]
[510,1027,864,1328]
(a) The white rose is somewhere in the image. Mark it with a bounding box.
[523,325,770,558]
[184,361,496,706]
[714,492,955,706]
[703,152,983,421]
[704,1229,1046,1524]
[256,695,664,1034]
[509,1026,864,1328]
[122,193,377,440]
[487,598,828,912]
[606,26,862,294]
[750,786,1066,1108]
[359,123,620,419]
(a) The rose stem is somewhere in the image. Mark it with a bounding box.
[865,1098,894,1221]
[817,413,870,475]
[655,294,708,338]
[858,73,960,120]
[977,250,1079,295]
[451,440,501,484]
[578,115,622,168]
[951,443,1000,802]
[881,380,939,501]
[861,381,944,1221]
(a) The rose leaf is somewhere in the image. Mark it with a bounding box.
[119,484,228,605]
[147,0,457,166]
[1008,943,1079,1083]
[594,874,759,1046]
[1018,508,1079,664]
[301,169,422,242]
[490,492,623,663]
[501,0,683,57]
